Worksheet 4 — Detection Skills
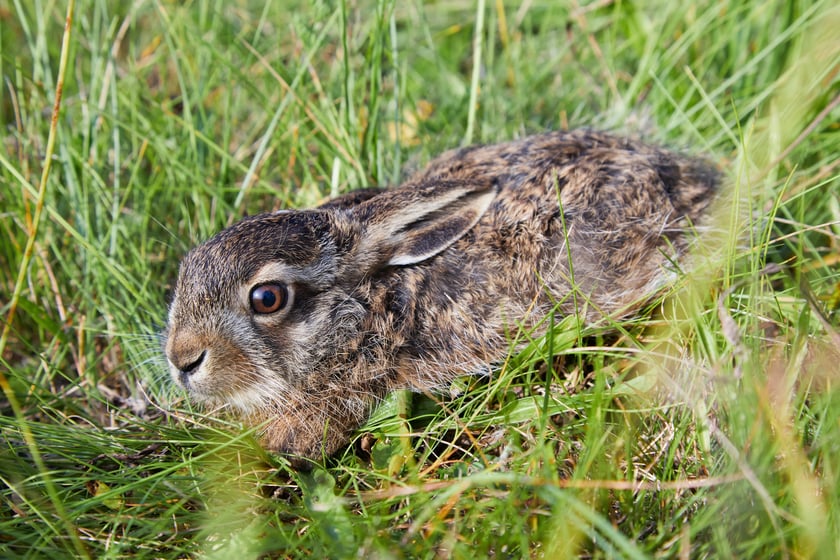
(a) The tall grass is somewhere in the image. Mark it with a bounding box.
[1,0,838,557]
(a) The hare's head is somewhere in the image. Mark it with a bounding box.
[164,180,497,415]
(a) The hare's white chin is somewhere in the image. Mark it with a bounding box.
[224,386,270,414]
[220,375,294,414]
[187,384,274,414]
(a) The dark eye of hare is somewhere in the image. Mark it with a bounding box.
[249,283,289,314]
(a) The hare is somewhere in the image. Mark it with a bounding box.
[164,129,719,466]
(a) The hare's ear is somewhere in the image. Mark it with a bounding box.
[353,180,497,267]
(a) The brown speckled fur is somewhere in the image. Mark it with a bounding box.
[164,130,719,466]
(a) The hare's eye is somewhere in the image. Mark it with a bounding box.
[249,283,288,314]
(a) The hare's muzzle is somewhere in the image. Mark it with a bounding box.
[165,330,209,390]
[169,349,206,387]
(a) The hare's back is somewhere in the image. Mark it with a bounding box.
[421,130,719,317]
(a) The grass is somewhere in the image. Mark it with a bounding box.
[1,0,839,557]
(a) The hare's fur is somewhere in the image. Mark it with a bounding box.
[164,130,719,465]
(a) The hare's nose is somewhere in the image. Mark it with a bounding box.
[169,349,206,378]
[178,350,206,375]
